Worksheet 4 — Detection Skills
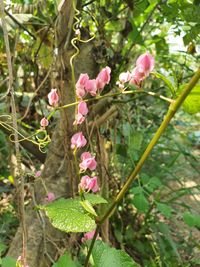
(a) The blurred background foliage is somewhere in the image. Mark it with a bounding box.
[0,0,200,266]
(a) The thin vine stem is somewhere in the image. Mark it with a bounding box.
[84,68,200,267]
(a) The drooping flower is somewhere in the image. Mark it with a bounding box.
[85,79,97,96]
[96,66,111,90]
[79,175,99,193]
[119,71,131,84]
[76,73,89,98]
[48,89,59,106]
[79,152,97,171]
[136,52,154,75]
[73,113,85,125]
[40,117,49,128]
[129,66,146,86]
[73,101,89,125]
[71,132,87,149]
[78,101,88,116]
[45,192,55,203]
[81,229,96,242]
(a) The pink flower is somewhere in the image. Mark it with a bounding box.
[96,66,111,90]
[85,79,97,96]
[71,132,87,149]
[119,71,131,84]
[79,152,97,171]
[88,176,99,192]
[35,170,41,177]
[73,113,85,125]
[45,192,55,203]
[129,66,146,86]
[81,230,96,242]
[40,117,49,128]
[48,89,59,106]
[78,101,88,116]
[136,52,154,75]
[76,73,89,98]
[79,175,99,193]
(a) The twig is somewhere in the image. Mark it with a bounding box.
[84,68,200,266]
[0,2,27,265]
[4,8,36,40]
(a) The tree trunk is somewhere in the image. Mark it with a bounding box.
[8,1,98,266]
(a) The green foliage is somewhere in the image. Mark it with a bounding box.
[52,253,78,267]
[183,212,200,228]
[40,194,107,233]
[182,84,200,114]
[1,256,16,267]
[92,240,139,267]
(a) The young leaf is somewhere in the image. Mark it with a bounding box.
[182,84,200,114]
[92,240,139,267]
[152,72,176,95]
[80,200,97,217]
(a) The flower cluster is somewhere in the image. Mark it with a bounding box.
[71,66,111,194]
[117,52,154,88]
[74,67,111,125]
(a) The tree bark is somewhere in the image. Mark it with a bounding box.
[7,1,98,266]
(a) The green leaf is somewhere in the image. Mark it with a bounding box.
[0,243,6,255]
[132,193,149,213]
[1,256,16,267]
[40,194,107,233]
[92,240,139,267]
[152,72,175,94]
[83,194,108,205]
[182,84,200,114]
[52,253,77,267]
[80,200,97,217]
[183,212,200,227]
[40,198,96,233]
[156,202,173,218]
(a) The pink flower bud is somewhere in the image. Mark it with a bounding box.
[76,73,89,98]
[48,89,59,106]
[96,66,111,90]
[79,175,99,193]
[81,229,96,242]
[35,170,41,177]
[136,52,154,75]
[79,152,97,171]
[78,101,88,116]
[85,79,97,96]
[40,117,49,128]
[71,132,87,149]
[119,71,131,83]
[45,192,55,203]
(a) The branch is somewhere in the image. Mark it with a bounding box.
[84,68,200,266]
[4,9,36,40]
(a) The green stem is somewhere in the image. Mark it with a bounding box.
[84,68,200,267]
